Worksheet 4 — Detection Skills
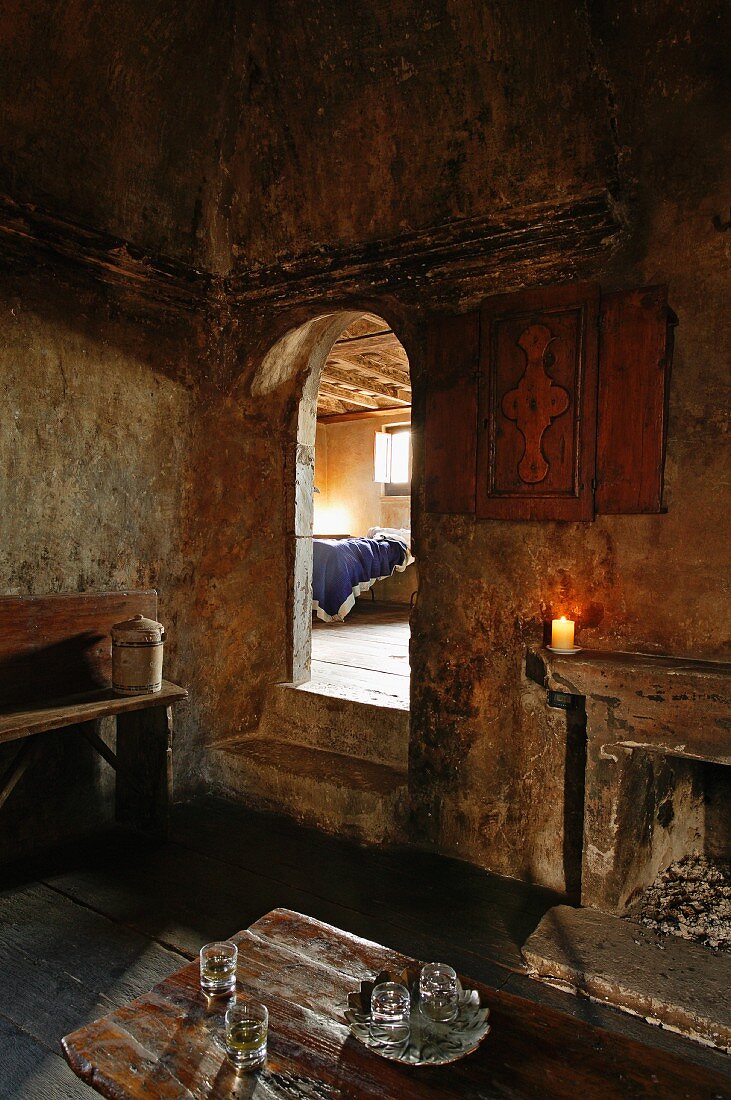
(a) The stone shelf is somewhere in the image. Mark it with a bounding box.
[526,645,731,767]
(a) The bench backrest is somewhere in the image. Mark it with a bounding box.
[0,590,157,709]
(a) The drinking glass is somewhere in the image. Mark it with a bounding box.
[369,981,410,1043]
[199,941,237,996]
[224,1000,268,1070]
[419,962,459,1022]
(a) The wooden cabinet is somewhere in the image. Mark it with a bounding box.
[424,282,675,521]
[595,286,676,514]
[423,311,480,515]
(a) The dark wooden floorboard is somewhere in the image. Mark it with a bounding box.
[0,883,187,1050]
[169,797,558,970]
[0,795,729,1098]
[0,1015,89,1099]
[500,971,731,1083]
[39,829,513,988]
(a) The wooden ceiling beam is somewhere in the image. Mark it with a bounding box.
[327,354,410,388]
[320,363,411,403]
[370,346,410,369]
[317,407,412,424]
[317,383,380,410]
[332,329,397,352]
[316,395,349,415]
[331,332,410,363]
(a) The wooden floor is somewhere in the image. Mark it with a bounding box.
[1,798,728,1098]
[304,601,410,709]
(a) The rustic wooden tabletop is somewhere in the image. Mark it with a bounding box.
[62,907,729,1099]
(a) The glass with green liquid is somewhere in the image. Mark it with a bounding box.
[224,1000,268,1070]
[199,941,237,996]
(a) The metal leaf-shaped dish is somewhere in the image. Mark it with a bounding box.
[345,970,491,1066]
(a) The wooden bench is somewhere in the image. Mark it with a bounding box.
[0,590,187,835]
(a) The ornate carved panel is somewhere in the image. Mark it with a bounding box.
[477,283,599,521]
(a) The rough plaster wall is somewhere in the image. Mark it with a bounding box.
[0,281,199,856]
[586,0,730,657]
[206,0,727,891]
[315,415,411,537]
[314,423,328,513]
[183,388,290,745]
[408,0,731,888]
[0,1,727,892]
[228,0,615,262]
[181,313,360,747]
[0,0,236,268]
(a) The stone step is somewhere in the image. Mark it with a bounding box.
[250,682,409,769]
[208,737,407,846]
[522,904,731,1052]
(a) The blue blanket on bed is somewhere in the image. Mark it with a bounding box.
[312,537,407,620]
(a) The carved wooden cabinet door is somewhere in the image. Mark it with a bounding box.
[476,283,600,521]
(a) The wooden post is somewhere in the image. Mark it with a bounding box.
[115,706,173,836]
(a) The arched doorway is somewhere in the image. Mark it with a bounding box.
[252,310,414,695]
[310,315,415,708]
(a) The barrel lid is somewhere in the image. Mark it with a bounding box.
[111,613,164,642]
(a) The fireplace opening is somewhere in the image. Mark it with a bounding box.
[629,852,730,951]
[624,758,730,950]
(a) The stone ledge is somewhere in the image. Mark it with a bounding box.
[527,645,731,688]
[218,737,407,795]
[522,905,731,1052]
[526,644,731,767]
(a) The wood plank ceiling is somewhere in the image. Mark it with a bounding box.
[317,314,411,417]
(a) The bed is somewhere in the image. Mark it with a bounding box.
[312,529,414,622]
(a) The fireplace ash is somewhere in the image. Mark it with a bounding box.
[628,854,731,952]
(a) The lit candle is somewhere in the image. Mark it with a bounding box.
[551,616,575,650]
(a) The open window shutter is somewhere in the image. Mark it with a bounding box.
[423,311,480,514]
[374,430,391,483]
[595,285,676,514]
[476,282,600,521]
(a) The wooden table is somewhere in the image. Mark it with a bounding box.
[62,909,729,1099]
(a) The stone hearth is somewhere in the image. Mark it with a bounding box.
[523,905,731,1052]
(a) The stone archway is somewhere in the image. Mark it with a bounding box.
[252,308,412,686]
[253,311,362,684]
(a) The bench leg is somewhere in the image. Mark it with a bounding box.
[0,736,42,812]
[115,705,173,836]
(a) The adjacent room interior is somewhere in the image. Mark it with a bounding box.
[0,4,729,1098]
[308,313,414,710]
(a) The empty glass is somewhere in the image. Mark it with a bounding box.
[369,981,410,1043]
[199,941,237,996]
[224,1000,268,1070]
[419,962,459,1022]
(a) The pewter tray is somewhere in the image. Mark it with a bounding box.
[345,968,491,1067]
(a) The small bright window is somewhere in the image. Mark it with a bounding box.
[374,425,411,496]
